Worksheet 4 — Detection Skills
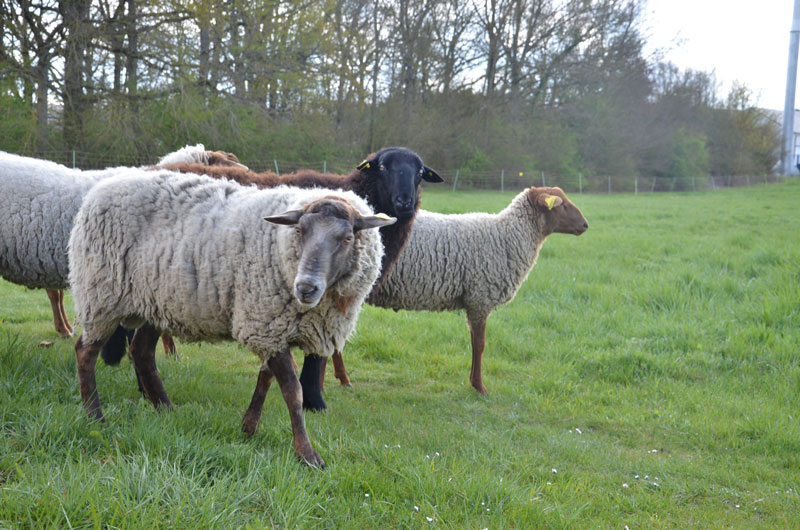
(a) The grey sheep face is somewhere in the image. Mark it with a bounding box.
[265,196,396,308]
[357,147,444,220]
[527,187,589,237]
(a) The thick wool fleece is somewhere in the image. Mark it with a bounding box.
[69,171,384,360]
[0,146,212,290]
[368,190,545,318]
[155,144,210,166]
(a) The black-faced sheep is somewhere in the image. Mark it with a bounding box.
[326,186,588,394]
[68,171,394,467]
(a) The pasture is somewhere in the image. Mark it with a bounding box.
[1,183,799,528]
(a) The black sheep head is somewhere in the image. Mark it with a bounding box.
[357,147,443,220]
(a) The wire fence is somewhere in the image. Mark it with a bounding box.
[429,170,788,194]
[12,149,790,194]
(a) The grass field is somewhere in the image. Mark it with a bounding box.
[1,182,799,528]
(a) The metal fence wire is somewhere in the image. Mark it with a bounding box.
[12,150,787,193]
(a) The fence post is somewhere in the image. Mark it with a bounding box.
[274,159,280,176]
[579,173,583,193]
[323,160,327,174]
[541,171,546,187]
[635,176,638,195]
[72,150,76,169]
[746,175,750,187]
[651,177,656,192]
[452,169,460,192]
[608,176,611,194]
[501,169,505,193]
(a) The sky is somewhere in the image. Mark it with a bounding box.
[643,0,796,111]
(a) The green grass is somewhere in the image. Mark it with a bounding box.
[2,183,800,528]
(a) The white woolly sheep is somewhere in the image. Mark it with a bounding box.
[68,171,394,467]
[0,145,242,338]
[326,186,588,394]
[161,146,443,411]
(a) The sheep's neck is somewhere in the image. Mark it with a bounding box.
[495,193,547,284]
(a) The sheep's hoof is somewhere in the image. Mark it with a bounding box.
[241,415,259,437]
[302,393,328,412]
[301,381,328,411]
[471,381,488,395]
[297,448,326,469]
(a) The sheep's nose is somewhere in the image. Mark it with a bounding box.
[296,281,319,297]
[394,196,414,213]
[583,222,589,229]
[294,278,323,305]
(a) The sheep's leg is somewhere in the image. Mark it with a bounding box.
[128,324,173,410]
[75,335,105,421]
[46,290,72,337]
[57,290,74,335]
[319,357,327,393]
[241,365,275,437]
[299,354,327,411]
[269,349,326,468]
[330,350,351,387]
[160,333,177,358]
[100,325,130,366]
[467,311,489,395]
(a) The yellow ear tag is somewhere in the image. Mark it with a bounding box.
[374,213,391,221]
[545,196,557,210]
[363,162,370,169]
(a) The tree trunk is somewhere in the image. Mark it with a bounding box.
[199,24,210,89]
[125,0,138,105]
[35,54,49,154]
[61,0,90,149]
[367,0,380,152]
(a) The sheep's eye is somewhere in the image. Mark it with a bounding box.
[342,234,354,244]
[379,164,386,172]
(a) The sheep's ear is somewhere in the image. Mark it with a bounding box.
[537,194,563,211]
[356,155,379,171]
[421,166,444,183]
[354,212,397,231]
[264,209,304,225]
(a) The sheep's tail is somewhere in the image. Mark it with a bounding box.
[100,325,132,365]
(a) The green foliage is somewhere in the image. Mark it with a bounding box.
[668,128,709,185]
[2,183,800,527]
[460,145,493,172]
[1,0,782,179]
[0,92,36,153]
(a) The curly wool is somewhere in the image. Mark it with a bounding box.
[0,146,212,290]
[368,189,545,318]
[69,171,384,360]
